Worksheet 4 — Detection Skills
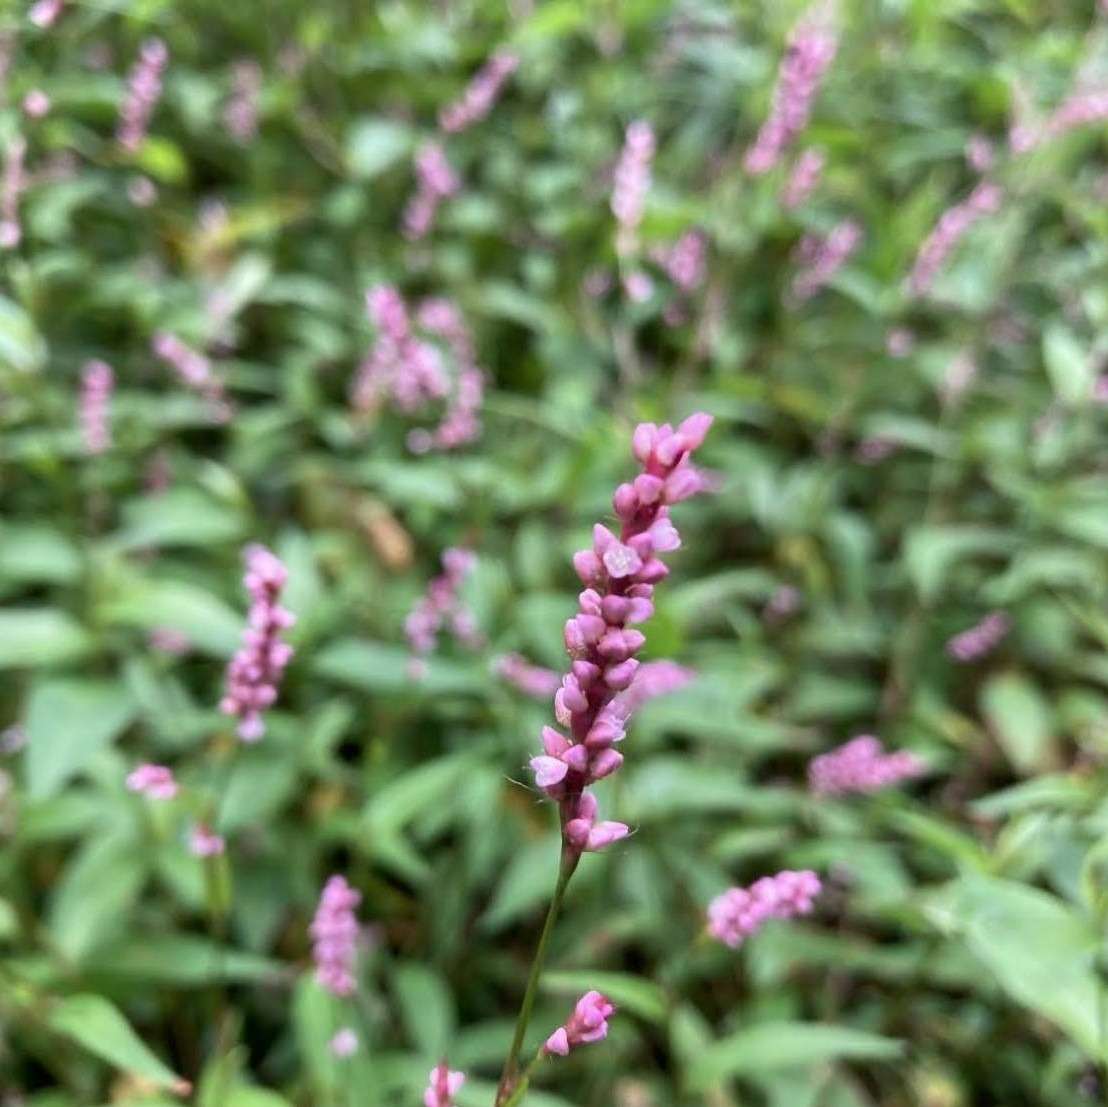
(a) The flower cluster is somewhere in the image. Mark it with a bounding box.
[651,230,707,293]
[310,875,361,997]
[744,4,838,174]
[405,547,481,676]
[403,142,460,240]
[424,1063,465,1107]
[22,90,50,119]
[808,735,924,795]
[543,991,616,1057]
[225,59,262,143]
[611,120,655,297]
[152,331,231,422]
[907,181,1002,296]
[29,0,63,27]
[790,218,862,301]
[220,545,295,742]
[1044,86,1108,142]
[946,611,1009,662]
[118,38,168,152]
[406,298,485,453]
[707,870,822,948]
[965,133,995,173]
[126,763,178,800]
[189,824,225,857]
[0,136,26,249]
[530,415,713,857]
[329,1028,358,1058]
[353,286,449,415]
[439,50,519,132]
[79,359,113,455]
[781,147,824,209]
[494,653,561,699]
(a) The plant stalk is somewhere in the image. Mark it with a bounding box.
[494,850,578,1106]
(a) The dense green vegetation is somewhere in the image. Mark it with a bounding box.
[3,1,1108,1105]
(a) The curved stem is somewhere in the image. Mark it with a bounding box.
[494,851,578,1106]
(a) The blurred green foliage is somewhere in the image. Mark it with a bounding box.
[3,0,1108,1105]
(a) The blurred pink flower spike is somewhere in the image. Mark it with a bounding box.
[439,50,519,133]
[220,544,295,741]
[424,1062,466,1107]
[707,870,821,948]
[543,991,616,1057]
[126,763,178,800]
[946,611,1009,662]
[329,1028,358,1058]
[310,875,361,997]
[189,824,225,857]
[495,653,561,698]
[808,735,925,796]
[79,359,113,455]
[118,38,168,152]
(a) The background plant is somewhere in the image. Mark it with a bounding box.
[3,1,1108,1106]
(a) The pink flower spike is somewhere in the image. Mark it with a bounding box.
[221,545,294,742]
[543,991,616,1056]
[189,824,225,858]
[126,763,178,800]
[329,1028,358,1058]
[530,415,712,858]
[808,735,925,796]
[310,875,361,997]
[424,1063,466,1107]
[708,869,822,948]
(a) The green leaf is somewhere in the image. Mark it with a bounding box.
[26,678,136,798]
[346,118,412,179]
[89,934,285,985]
[1043,322,1093,406]
[113,489,244,550]
[926,874,1102,1056]
[45,994,187,1092]
[98,576,243,657]
[0,294,47,373]
[392,962,456,1058]
[542,971,667,1024]
[0,608,93,669]
[903,526,1014,602]
[690,1022,902,1087]
[0,525,81,584]
[980,671,1057,774]
[314,639,481,695]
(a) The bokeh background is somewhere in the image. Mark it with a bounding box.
[4,1,1108,1105]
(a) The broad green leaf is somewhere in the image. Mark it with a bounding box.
[98,577,242,657]
[1043,322,1093,406]
[0,526,81,584]
[0,608,93,669]
[926,874,1102,1056]
[904,526,1014,602]
[48,833,146,961]
[314,638,481,695]
[346,118,412,179]
[89,934,284,985]
[45,994,187,1092]
[26,678,136,798]
[113,489,244,550]
[691,1022,902,1087]
[980,671,1057,774]
[0,294,46,373]
[392,962,456,1058]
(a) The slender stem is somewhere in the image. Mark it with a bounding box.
[494,852,578,1107]
[500,1048,547,1107]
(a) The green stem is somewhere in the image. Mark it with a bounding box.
[494,852,578,1107]
[500,1048,547,1107]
